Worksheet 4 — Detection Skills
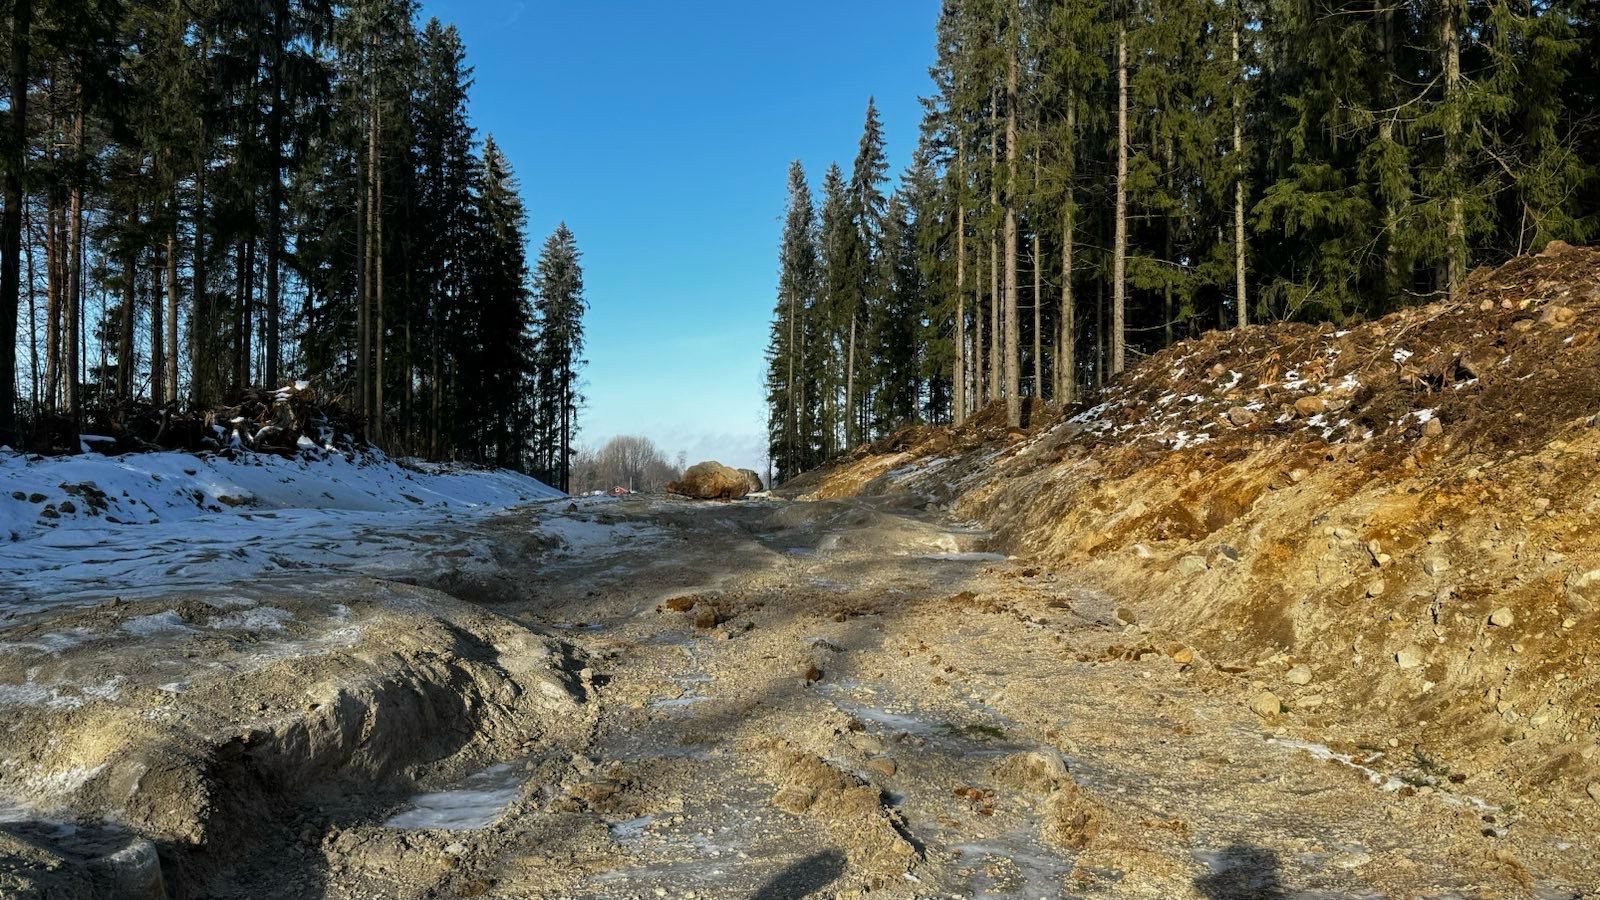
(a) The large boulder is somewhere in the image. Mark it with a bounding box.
[739,469,765,495]
[667,462,753,501]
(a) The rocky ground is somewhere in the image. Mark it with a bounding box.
[4,493,1596,898]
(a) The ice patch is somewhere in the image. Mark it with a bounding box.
[120,611,191,637]
[383,763,527,831]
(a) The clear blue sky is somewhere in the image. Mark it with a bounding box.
[419,0,939,474]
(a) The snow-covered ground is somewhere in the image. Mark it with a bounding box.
[0,449,566,608]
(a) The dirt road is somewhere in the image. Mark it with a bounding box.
[4,495,1596,898]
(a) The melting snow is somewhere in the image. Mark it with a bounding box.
[384,763,527,830]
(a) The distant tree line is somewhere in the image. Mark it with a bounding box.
[0,0,586,487]
[766,0,1598,483]
[570,435,684,495]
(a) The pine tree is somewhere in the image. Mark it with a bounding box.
[767,161,817,483]
[531,223,586,491]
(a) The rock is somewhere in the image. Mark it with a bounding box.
[1169,646,1195,665]
[1423,558,1448,577]
[1566,595,1595,616]
[1211,544,1242,564]
[663,595,697,613]
[692,604,720,629]
[1422,417,1444,437]
[667,461,754,501]
[1366,579,1387,598]
[1488,607,1515,628]
[1540,305,1577,327]
[444,842,467,857]
[865,757,898,779]
[1587,782,1600,803]
[738,468,766,494]
[1396,647,1425,669]
[803,664,824,683]
[1297,694,1326,710]
[1294,396,1327,417]
[1250,691,1284,718]
[1114,607,1138,626]
[1177,556,1209,576]
[1285,665,1314,686]
[992,750,1071,794]
[1227,407,1259,427]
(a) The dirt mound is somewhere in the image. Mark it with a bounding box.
[667,461,753,501]
[787,244,1600,807]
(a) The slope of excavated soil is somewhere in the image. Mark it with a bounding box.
[786,243,1600,817]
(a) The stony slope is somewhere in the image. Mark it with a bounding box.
[785,241,1600,813]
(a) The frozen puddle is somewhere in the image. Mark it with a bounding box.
[383,763,526,830]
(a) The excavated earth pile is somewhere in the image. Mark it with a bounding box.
[786,242,1600,816]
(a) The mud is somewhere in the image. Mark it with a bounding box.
[2,495,1597,898]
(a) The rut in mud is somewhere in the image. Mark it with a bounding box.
[3,495,1598,899]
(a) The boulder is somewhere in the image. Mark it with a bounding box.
[739,469,766,494]
[667,462,753,501]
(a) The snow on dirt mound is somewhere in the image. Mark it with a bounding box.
[0,450,564,607]
[791,242,1600,807]
[0,449,561,543]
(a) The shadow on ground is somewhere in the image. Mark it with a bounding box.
[750,849,847,900]
[1194,843,1286,899]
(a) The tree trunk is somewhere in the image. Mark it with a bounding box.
[1441,0,1464,296]
[845,315,856,447]
[26,202,40,411]
[974,249,985,406]
[165,193,180,405]
[265,0,285,388]
[193,145,209,404]
[1058,98,1076,404]
[65,105,83,424]
[0,0,30,443]
[1003,21,1021,429]
[120,208,137,402]
[1233,8,1249,327]
[151,243,165,405]
[1112,25,1128,376]
[374,100,386,445]
[953,146,967,426]
[989,95,1000,404]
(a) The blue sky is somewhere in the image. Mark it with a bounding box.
[419,0,939,473]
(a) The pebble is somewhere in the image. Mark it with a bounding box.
[1395,647,1424,669]
[1588,782,1600,803]
[1285,665,1313,686]
[1488,607,1515,628]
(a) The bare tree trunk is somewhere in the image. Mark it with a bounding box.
[1233,8,1249,327]
[165,192,180,405]
[65,105,83,423]
[120,208,137,401]
[845,316,856,447]
[26,202,41,410]
[192,141,209,404]
[975,246,985,404]
[151,242,165,405]
[374,100,386,445]
[1441,0,1464,296]
[265,0,285,388]
[953,146,967,426]
[1031,156,1041,400]
[1112,25,1128,376]
[988,95,1000,404]
[1003,19,1021,429]
[1058,98,1076,404]
[45,202,60,413]
[0,0,30,443]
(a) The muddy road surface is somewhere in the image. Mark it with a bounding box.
[2,496,1596,898]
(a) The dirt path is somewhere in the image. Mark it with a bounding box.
[5,496,1597,898]
[294,496,1593,900]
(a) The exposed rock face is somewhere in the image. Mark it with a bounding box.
[666,462,752,501]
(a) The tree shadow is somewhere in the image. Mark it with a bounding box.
[1194,843,1287,900]
[750,849,847,900]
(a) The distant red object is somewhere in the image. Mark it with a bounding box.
[609,486,630,496]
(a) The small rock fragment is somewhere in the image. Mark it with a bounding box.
[1488,607,1515,628]
[1285,665,1313,686]
[1250,691,1284,718]
[1396,647,1424,669]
